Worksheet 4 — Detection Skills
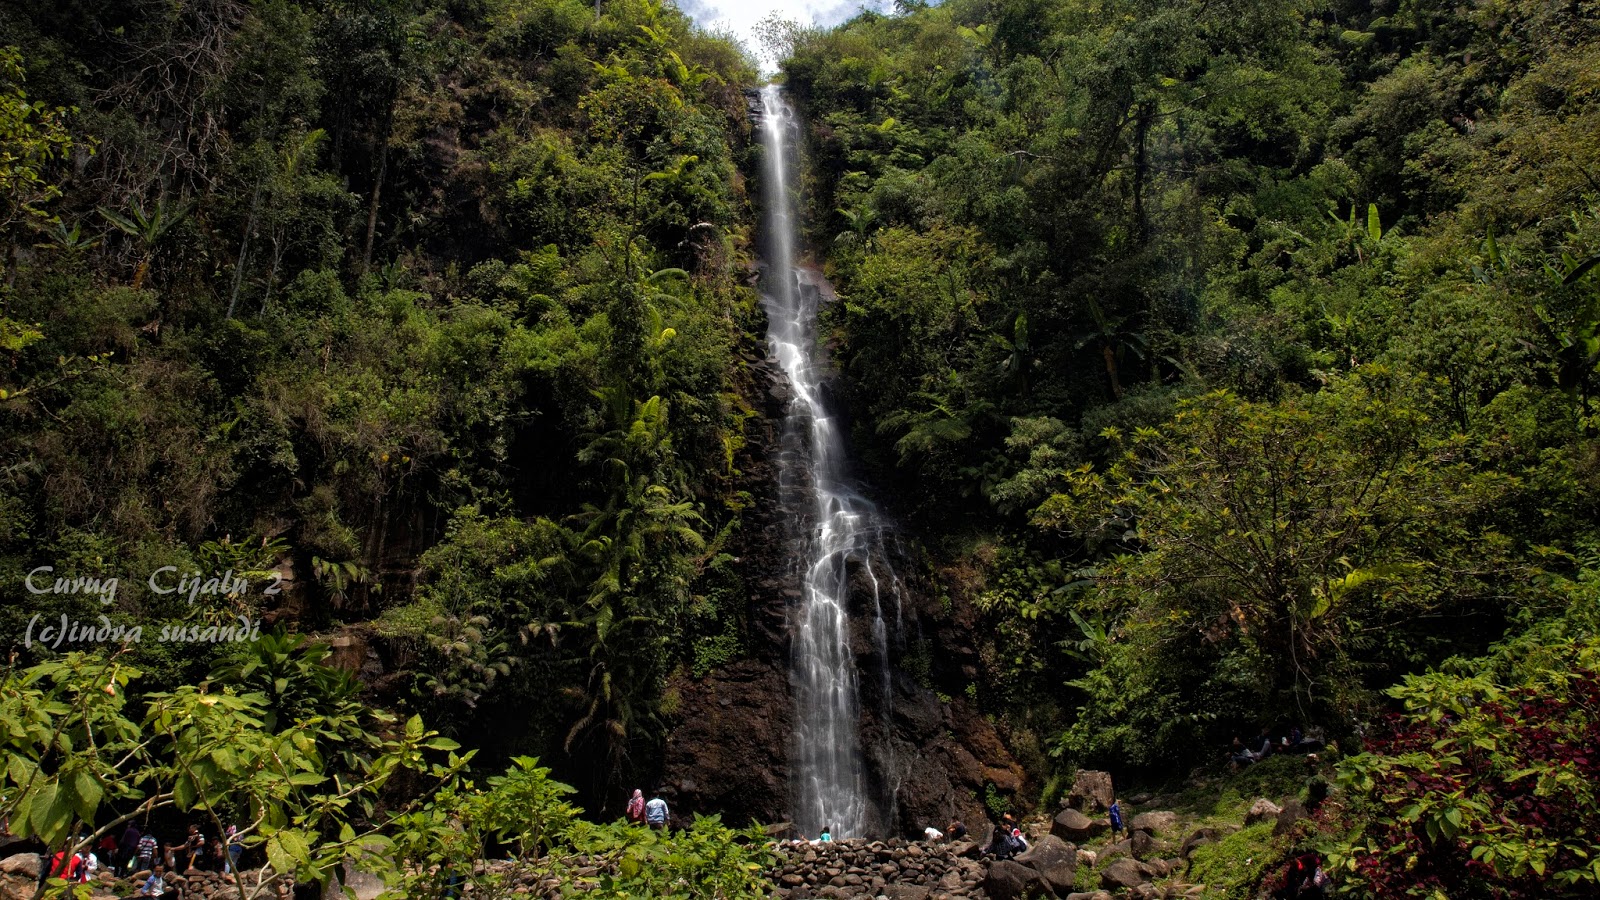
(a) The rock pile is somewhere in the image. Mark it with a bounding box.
[769,838,985,899]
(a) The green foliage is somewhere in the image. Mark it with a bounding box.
[1186,822,1283,900]
[1328,598,1600,897]
[210,631,362,733]
[561,815,774,898]
[776,0,1600,812]
[0,0,757,810]
[1041,374,1535,764]
[0,652,464,898]
[479,756,580,856]
[381,766,770,900]
[0,45,75,241]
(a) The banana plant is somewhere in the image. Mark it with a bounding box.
[834,204,879,253]
[97,193,194,289]
[36,219,99,252]
[991,310,1033,396]
[1327,202,1391,264]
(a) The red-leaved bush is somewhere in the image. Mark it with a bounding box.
[1330,655,1600,897]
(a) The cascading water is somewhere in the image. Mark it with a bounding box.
[757,84,901,840]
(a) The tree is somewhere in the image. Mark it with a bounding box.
[0,47,74,248]
[1037,370,1527,762]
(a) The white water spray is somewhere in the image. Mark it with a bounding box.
[758,85,900,840]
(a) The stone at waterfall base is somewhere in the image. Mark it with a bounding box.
[1015,835,1078,894]
[984,859,1048,900]
[1052,808,1109,842]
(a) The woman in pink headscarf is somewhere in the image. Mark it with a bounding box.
[625,789,646,825]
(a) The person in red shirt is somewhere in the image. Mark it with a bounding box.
[46,847,84,881]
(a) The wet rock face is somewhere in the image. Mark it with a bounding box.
[659,349,795,826]
[660,659,795,827]
[861,675,1027,838]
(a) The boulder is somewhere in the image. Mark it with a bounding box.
[1130,811,1178,835]
[1051,808,1105,842]
[985,860,1048,900]
[0,856,39,879]
[1273,798,1308,836]
[1129,830,1154,860]
[1067,770,1115,811]
[1180,828,1221,858]
[1078,849,1098,868]
[883,885,931,900]
[1016,835,1078,894]
[1099,858,1148,891]
[1244,799,1283,827]
[0,875,34,900]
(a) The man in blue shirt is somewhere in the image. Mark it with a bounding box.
[645,795,669,830]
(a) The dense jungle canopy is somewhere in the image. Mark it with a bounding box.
[1,0,1598,896]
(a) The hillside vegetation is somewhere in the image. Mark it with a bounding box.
[0,0,760,808]
[777,0,1600,893]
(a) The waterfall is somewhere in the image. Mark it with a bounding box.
[757,84,900,840]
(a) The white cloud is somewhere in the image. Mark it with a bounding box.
[673,0,891,71]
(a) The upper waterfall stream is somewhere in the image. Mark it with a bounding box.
[758,85,901,840]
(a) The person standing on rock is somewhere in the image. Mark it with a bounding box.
[645,794,669,830]
[626,789,646,825]
[136,832,158,875]
[1109,798,1125,840]
[181,824,205,872]
[118,821,143,876]
[226,825,243,874]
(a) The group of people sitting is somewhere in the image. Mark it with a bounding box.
[1229,726,1325,770]
[39,822,244,898]
[981,814,1029,860]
